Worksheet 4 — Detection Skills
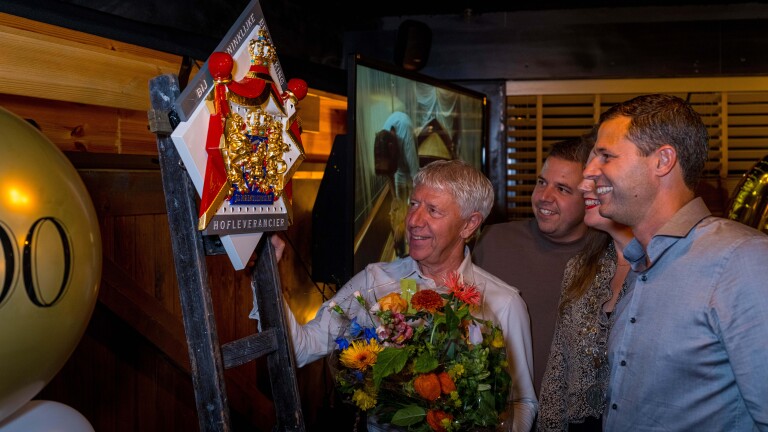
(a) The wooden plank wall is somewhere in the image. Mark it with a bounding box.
[1,12,347,431]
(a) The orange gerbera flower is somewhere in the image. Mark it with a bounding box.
[378,292,408,313]
[426,409,453,432]
[437,371,455,394]
[413,373,441,401]
[444,272,480,306]
[411,289,443,313]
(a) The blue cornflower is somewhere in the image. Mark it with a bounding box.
[349,317,363,338]
[335,336,350,350]
[353,370,364,382]
[364,326,378,341]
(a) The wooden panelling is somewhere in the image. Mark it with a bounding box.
[38,303,201,432]
[0,93,157,154]
[0,13,345,158]
[0,13,182,111]
[299,89,347,161]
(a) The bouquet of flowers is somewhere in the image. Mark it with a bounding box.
[328,272,512,432]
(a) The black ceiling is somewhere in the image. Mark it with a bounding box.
[2,0,767,93]
[3,0,763,58]
[311,0,762,17]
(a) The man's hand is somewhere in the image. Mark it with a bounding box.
[270,233,286,263]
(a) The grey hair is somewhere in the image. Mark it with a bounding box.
[413,159,494,220]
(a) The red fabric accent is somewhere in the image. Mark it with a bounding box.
[214,84,229,116]
[227,65,282,103]
[198,80,231,223]
[199,112,228,220]
[283,179,293,202]
[287,117,303,147]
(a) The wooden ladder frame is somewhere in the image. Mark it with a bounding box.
[148,73,305,432]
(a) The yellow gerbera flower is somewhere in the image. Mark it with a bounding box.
[340,339,383,370]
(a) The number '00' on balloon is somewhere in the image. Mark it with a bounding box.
[0,106,101,424]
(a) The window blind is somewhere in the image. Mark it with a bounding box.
[505,78,768,219]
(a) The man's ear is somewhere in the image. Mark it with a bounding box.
[655,145,677,177]
[461,212,484,240]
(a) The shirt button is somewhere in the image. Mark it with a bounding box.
[641,274,647,282]
[612,403,618,410]
[630,317,636,323]
[620,360,627,366]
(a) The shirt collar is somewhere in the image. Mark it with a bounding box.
[624,197,712,271]
[457,246,477,281]
[410,246,476,287]
[655,197,711,238]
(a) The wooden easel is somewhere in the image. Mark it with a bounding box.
[148,73,305,432]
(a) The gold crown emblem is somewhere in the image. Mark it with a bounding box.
[222,108,288,197]
[248,28,277,67]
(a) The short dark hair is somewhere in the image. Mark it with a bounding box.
[599,93,709,190]
[547,131,594,167]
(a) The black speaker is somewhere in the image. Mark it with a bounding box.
[394,20,432,71]
[311,134,354,285]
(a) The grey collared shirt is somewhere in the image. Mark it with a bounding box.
[604,197,768,431]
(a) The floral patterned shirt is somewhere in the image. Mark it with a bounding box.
[536,243,618,431]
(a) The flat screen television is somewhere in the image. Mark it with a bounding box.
[312,54,488,286]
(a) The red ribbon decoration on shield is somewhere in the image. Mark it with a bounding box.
[198,53,234,230]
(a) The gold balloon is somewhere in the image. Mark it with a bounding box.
[0,107,101,422]
[726,154,768,233]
